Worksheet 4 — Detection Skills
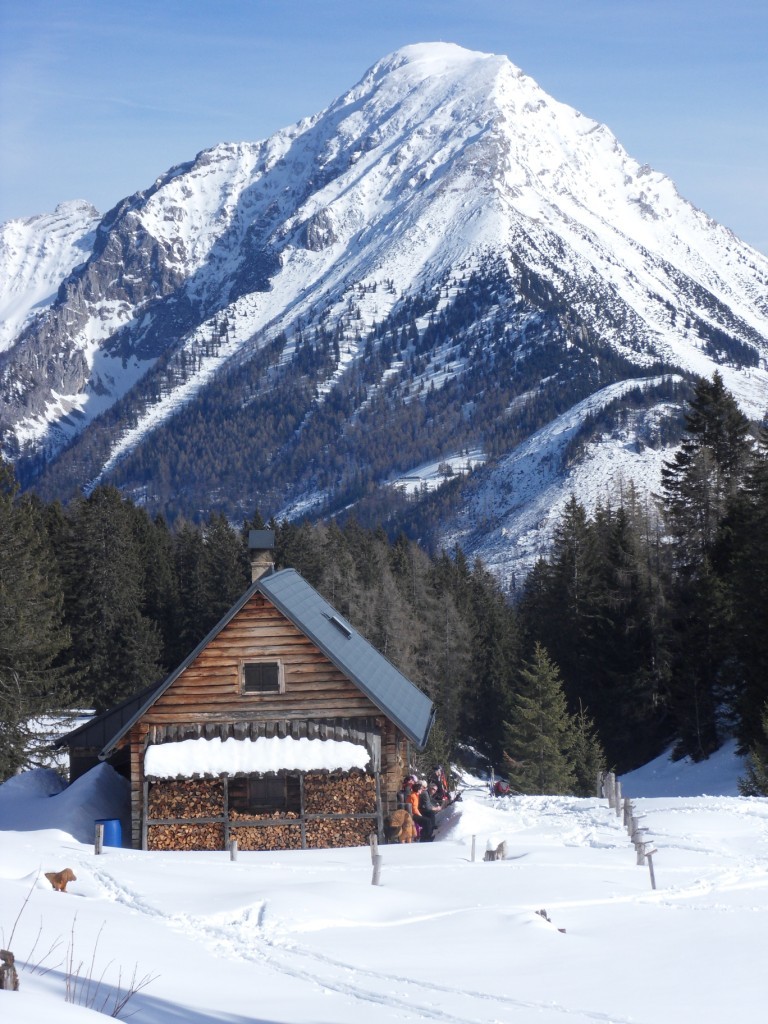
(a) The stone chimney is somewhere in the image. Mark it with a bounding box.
[248,529,275,582]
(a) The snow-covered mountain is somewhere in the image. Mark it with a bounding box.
[0,200,100,352]
[1,43,766,577]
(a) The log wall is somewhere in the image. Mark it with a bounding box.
[145,593,382,724]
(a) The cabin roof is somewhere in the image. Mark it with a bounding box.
[62,568,434,758]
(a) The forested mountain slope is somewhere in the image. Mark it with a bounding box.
[1,43,766,580]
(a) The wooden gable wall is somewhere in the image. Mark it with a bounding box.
[146,591,381,723]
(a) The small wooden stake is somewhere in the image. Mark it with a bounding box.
[369,832,378,863]
[605,772,616,808]
[94,823,104,855]
[372,854,382,886]
[0,949,19,991]
[229,839,238,861]
[471,834,476,862]
[623,797,632,829]
[646,849,658,889]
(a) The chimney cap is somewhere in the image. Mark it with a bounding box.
[248,529,275,551]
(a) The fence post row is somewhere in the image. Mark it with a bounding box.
[617,792,659,890]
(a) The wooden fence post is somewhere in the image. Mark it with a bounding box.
[605,772,616,808]
[471,835,476,862]
[229,839,238,861]
[614,779,622,816]
[646,849,658,889]
[369,832,378,863]
[623,798,632,829]
[372,854,382,886]
[94,823,104,855]
[0,949,19,991]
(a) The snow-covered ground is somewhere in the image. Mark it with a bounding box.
[1,742,765,1023]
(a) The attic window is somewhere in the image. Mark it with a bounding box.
[325,613,352,639]
[241,661,283,695]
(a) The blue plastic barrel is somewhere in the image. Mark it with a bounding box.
[95,818,122,847]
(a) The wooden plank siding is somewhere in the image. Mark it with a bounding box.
[121,592,410,850]
[143,593,382,723]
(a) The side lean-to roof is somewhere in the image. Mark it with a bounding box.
[79,568,434,760]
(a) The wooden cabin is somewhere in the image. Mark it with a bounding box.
[57,532,434,851]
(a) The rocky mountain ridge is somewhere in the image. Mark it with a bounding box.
[1,42,766,578]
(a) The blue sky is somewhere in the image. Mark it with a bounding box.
[1,0,766,253]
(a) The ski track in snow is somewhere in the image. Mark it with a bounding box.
[83,860,636,1024]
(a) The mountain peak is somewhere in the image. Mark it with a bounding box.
[1,43,766,584]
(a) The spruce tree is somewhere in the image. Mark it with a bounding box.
[0,466,73,778]
[62,486,162,711]
[502,643,576,794]
[461,560,519,764]
[738,701,768,796]
[729,423,768,748]
[661,373,753,759]
[568,701,606,797]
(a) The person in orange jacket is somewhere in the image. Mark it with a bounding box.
[407,781,435,841]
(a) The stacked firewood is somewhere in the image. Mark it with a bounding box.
[304,770,376,814]
[231,825,303,851]
[229,809,300,821]
[305,818,374,849]
[148,823,224,851]
[148,779,224,819]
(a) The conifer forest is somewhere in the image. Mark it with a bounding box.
[1,374,767,793]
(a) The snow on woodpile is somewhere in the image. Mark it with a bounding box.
[144,735,371,778]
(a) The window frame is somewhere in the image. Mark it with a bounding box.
[239,658,285,696]
[228,774,301,817]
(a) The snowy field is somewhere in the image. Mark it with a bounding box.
[1,743,766,1023]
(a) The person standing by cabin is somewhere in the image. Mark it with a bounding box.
[406,781,432,841]
[417,781,439,841]
[397,775,416,809]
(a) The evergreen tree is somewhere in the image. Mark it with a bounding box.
[588,503,669,769]
[62,487,162,711]
[460,560,519,764]
[519,497,601,707]
[660,373,753,759]
[738,700,768,796]
[729,423,768,748]
[134,513,179,672]
[0,465,73,778]
[201,512,250,620]
[661,371,751,567]
[568,701,606,797]
[172,519,210,663]
[502,643,576,794]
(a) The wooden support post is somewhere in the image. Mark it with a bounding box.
[636,841,647,865]
[605,772,616,808]
[95,823,104,855]
[372,854,382,886]
[229,839,238,861]
[596,771,604,798]
[471,835,476,862]
[614,780,622,816]
[369,832,378,864]
[0,949,19,991]
[646,849,658,890]
[623,798,632,829]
